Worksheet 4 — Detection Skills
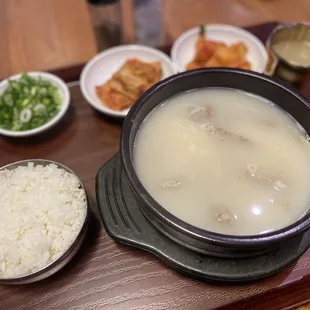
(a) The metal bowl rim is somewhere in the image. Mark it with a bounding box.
[0,159,89,283]
[268,22,310,71]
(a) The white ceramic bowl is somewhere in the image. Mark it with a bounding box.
[80,45,177,118]
[171,24,268,73]
[0,72,70,137]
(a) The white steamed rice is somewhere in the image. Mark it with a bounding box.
[0,162,87,278]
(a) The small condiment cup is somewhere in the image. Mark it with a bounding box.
[266,23,310,84]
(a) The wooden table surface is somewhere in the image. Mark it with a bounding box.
[161,0,310,43]
[0,23,310,310]
[0,0,97,80]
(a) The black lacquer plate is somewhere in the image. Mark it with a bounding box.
[96,153,310,283]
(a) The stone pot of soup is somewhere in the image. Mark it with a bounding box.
[119,68,310,258]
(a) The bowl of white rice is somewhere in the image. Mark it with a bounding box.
[0,159,89,284]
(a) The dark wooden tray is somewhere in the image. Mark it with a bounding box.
[0,22,309,310]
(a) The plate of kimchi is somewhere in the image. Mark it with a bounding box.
[171,24,268,73]
[80,45,176,117]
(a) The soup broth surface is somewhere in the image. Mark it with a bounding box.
[133,88,310,235]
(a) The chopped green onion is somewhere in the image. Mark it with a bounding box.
[34,104,46,115]
[0,73,62,131]
[4,94,13,107]
[199,24,205,36]
[22,98,30,106]
[31,87,37,96]
[20,109,32,123]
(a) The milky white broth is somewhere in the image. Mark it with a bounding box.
[133,88,310,235]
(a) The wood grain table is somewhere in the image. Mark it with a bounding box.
[161,0,310,44]
[0,23,310,310]
[0,0,97,80]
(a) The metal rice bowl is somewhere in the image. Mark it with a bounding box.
[0,159,90,285]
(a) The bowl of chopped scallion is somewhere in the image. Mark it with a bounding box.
[0,72,70,137]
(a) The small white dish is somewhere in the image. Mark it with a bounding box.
[171,24,268,73]
[0,72,70,138]
[80,44,177,118]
